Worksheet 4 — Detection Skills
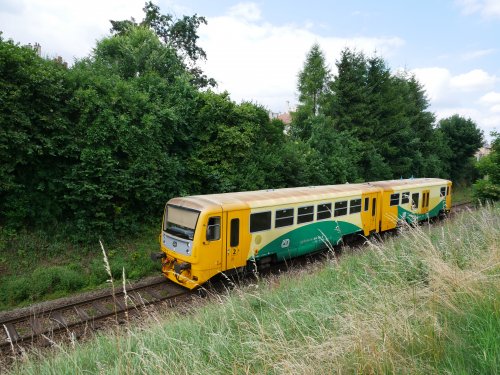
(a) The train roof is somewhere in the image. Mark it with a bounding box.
[370,178,450,190]
[168,178,450,212]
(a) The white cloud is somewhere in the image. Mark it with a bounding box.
[227,2,262,22]
[450,69,497,91]
[461,48,495,60]
[456,0,500,18]
[0,0,145,63]
[411,67,452,102]
[412,68,499,138]
[412,67,498,102]
[199,3,404,112]
[479,91,500,104]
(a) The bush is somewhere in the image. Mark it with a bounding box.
[0,266,86,306]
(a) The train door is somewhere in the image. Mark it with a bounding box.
[421,189,430,214]
[446,183,452,210]
[225,210,250,271]
[361,192,378,235]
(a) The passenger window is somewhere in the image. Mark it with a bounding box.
[401,192,410,204]
[334,201,348,217]
[411,193,419,209]
[364,197,369,211]
[250,211,271,233]
[390,193,400,206]
[440,187,446,197]
[230,218,239,247]
[349,199,362,214]
[446,186,450,196]
[206,217,221,241]
[317,203,332,220]
[275,208,294,228]
[298,206,314,224]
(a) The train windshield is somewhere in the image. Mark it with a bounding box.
[164,205,200,240]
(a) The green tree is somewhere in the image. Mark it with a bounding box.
[437,115,484,184]
[473,132,500,201]
[111,1,215,88]
[327,49,371,139]
[186,91,287,193]
[297,43,330,117]
[64,26,199,236]
[0,36,73,227]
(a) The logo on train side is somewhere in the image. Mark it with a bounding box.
[281,239,290,248]
[172,241,177,247]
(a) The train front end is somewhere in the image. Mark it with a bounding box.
[157,199,222,289]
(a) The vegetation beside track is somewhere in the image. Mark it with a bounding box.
[6,204,499,374]
[0,226,161,311]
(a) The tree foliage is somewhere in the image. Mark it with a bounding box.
[290,47,455,182]
[110,1,215,88]
[473,132,500,202]
[297,44,330,117]
[436,114,484,184]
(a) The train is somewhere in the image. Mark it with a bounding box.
[154,178,452,289]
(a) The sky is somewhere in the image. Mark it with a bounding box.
[1,0,499,141]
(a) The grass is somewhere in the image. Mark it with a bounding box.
[4,204,499,374]
[0,225,162,310]
[452,184,474,204]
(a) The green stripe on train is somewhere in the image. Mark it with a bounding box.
[256,220,362,261]
[397,199,446,223]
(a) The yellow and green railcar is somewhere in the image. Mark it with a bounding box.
[157,178,451,289]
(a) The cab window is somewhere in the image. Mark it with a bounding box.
[206,217,221,241]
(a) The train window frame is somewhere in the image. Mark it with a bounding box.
[364,197,369,212]
[446,186,450,196]
[297,205,314,224]
[411,193,419,209]
[316,203,332,221]
[334,201,348,217]
[390,193,400,206]
[275,208,294,228]
[230,218,239,247]
[401,192,410,204]
[206,216,221,241]
[250,211,272,233]
[349,198,362,214]
[440,187,446,197]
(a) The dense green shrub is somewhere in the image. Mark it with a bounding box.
[474,132,500,202]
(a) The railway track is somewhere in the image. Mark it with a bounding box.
[0,277,189,354]
[0,201,474,357]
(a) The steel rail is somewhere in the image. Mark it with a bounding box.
[1,279,189,351]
